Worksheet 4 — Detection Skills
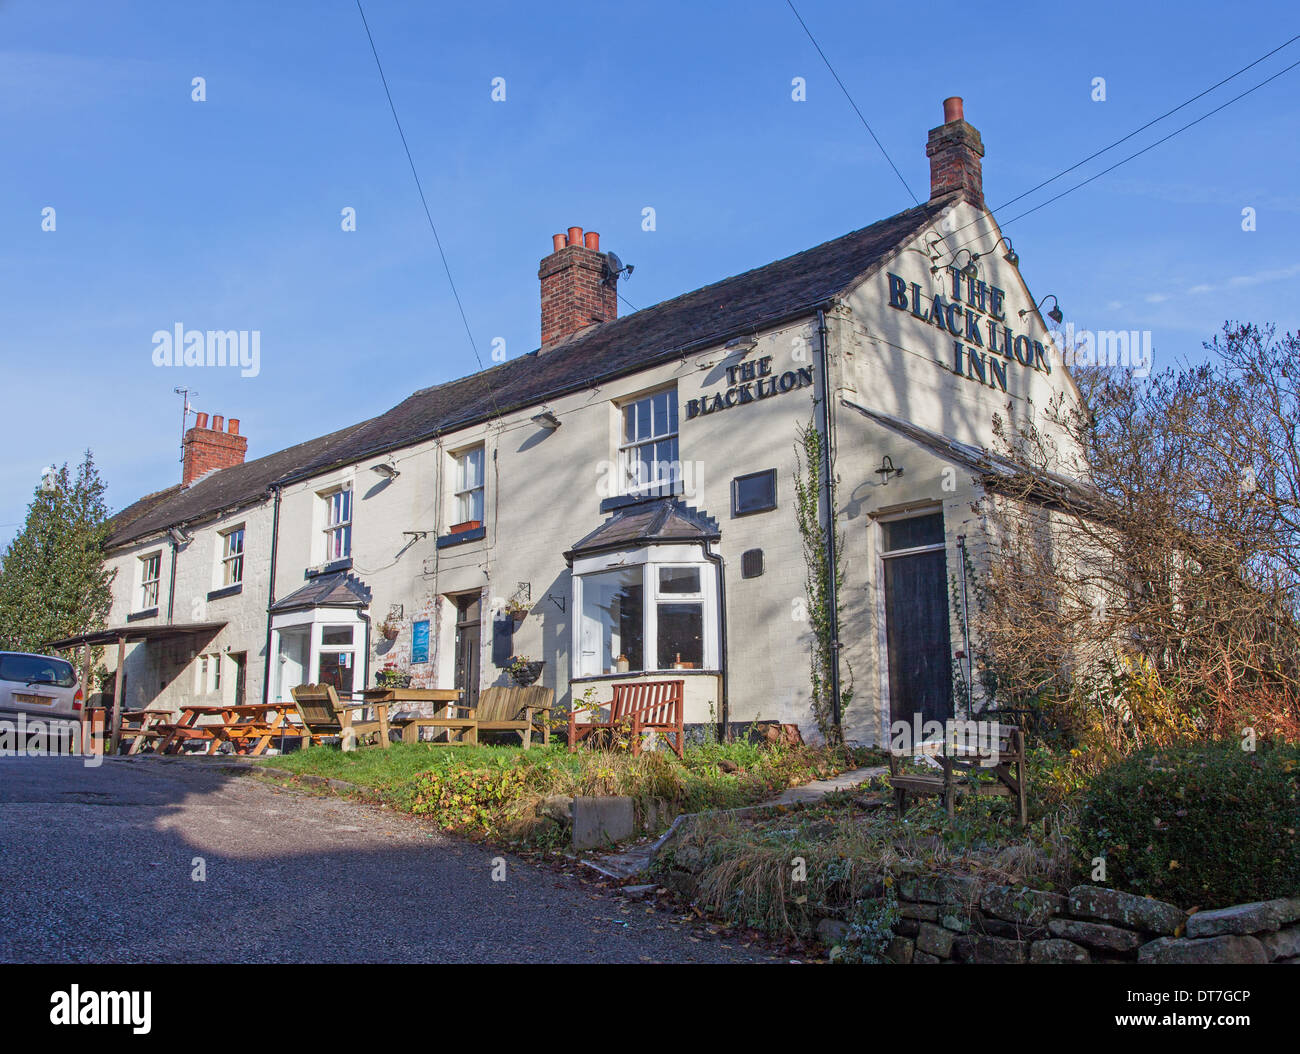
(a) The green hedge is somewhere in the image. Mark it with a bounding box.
[1078,741,1300,908]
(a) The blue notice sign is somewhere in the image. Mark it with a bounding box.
[411,619,430,664]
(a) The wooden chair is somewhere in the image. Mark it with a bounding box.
[569,679,685,758]
[290,683,390,751]
[475,685,553,748]
[888,719,1027,825]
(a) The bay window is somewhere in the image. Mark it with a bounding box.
[573,547,717,678]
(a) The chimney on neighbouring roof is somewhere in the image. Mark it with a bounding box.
[538,226,618,349]
[182,412,247,487]
[926,96,985,208]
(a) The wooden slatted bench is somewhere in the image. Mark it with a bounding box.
[475,686,553,748]
[569,679,685,758]
[888,720,1028,825]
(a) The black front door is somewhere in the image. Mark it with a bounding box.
[453,594,482,711]
[882,514,954,728]
[230,652,247,707]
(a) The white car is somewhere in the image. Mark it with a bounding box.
[0,650,82,724]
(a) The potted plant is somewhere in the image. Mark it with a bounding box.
[504,598,530,623]
[375,663,412,689]
[506,655,544,686]
[377,617,402,641]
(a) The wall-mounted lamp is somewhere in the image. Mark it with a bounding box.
[168,526,191,545]
[370,461,400,480]
[932,247,979,280]
[1019,294,1064,325]
[970,236,1018,270]
[724,335,758,356]
[875,455,904,486]
[531,407,561,430]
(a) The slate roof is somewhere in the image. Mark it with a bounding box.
[564,498,722,562]
[269,571,373,613]
[108,199,950,550]
[841,399,1099,513]
[107,421,372,549]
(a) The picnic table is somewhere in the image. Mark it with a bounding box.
[84,707,170,755]
[157,702,305,756]
[357,687,472,744]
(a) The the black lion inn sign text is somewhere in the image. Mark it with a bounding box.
[685,356,814,419]
[886,270,1053,392]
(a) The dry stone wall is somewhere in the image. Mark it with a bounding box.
[877,876,1300,964]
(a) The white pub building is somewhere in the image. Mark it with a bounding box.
[70,99,1084,746]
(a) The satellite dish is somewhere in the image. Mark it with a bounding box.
[602,250,633,288]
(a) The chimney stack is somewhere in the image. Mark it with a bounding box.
[182,412,248,487]
[538,226,618,349]
[926,96,985,208]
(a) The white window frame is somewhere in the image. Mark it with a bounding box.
[570,545,718,678]
[618,388,679,497]
[220,525,245,586]
[321,486,352,561]
[452,445,486,526]
[139,551,161,610]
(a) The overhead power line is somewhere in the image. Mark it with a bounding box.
[354,0,503,415]
[784,0,920,205]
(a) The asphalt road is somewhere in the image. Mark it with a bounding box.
[0,755,773,964]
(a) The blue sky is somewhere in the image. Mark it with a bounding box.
[2,0,1297,544]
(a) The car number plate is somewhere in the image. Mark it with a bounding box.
[14,693,55,706]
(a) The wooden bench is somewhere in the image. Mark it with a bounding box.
[888,719,1028,825]
[569,679,685,758]
[475,686,553,748]
[291,684,390,751]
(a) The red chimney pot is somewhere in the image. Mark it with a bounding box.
[195,412,209,430]
[228,418,240,435]
[552,233,566,252]
[212,414,224,432]
[584,231,600,251]
[567,226,583,247]
[943,96,964,123]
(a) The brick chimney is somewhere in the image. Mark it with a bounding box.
[538,227,617,349]
[182,412,248,487]
[926,96,984,208]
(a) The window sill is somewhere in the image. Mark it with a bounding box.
[599,484,685,515]
[207,583,243,601]
[305,558,352,578]
[571,669,719,683]
[436,525,487,549]
[126,608,158,622]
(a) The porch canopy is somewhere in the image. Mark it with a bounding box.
[45,621,227,652]
[45,621,227,753]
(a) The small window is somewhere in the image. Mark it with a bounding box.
[198,655,209,692]
[211,654,221,691]
[658,566,701,594]
[322,487,352,560]
[732,469,777,516]
[882,512,945,553]
[453,446,485,526]
[221,526,245,586]
[139,552,161,609]
[321,626,354,647]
